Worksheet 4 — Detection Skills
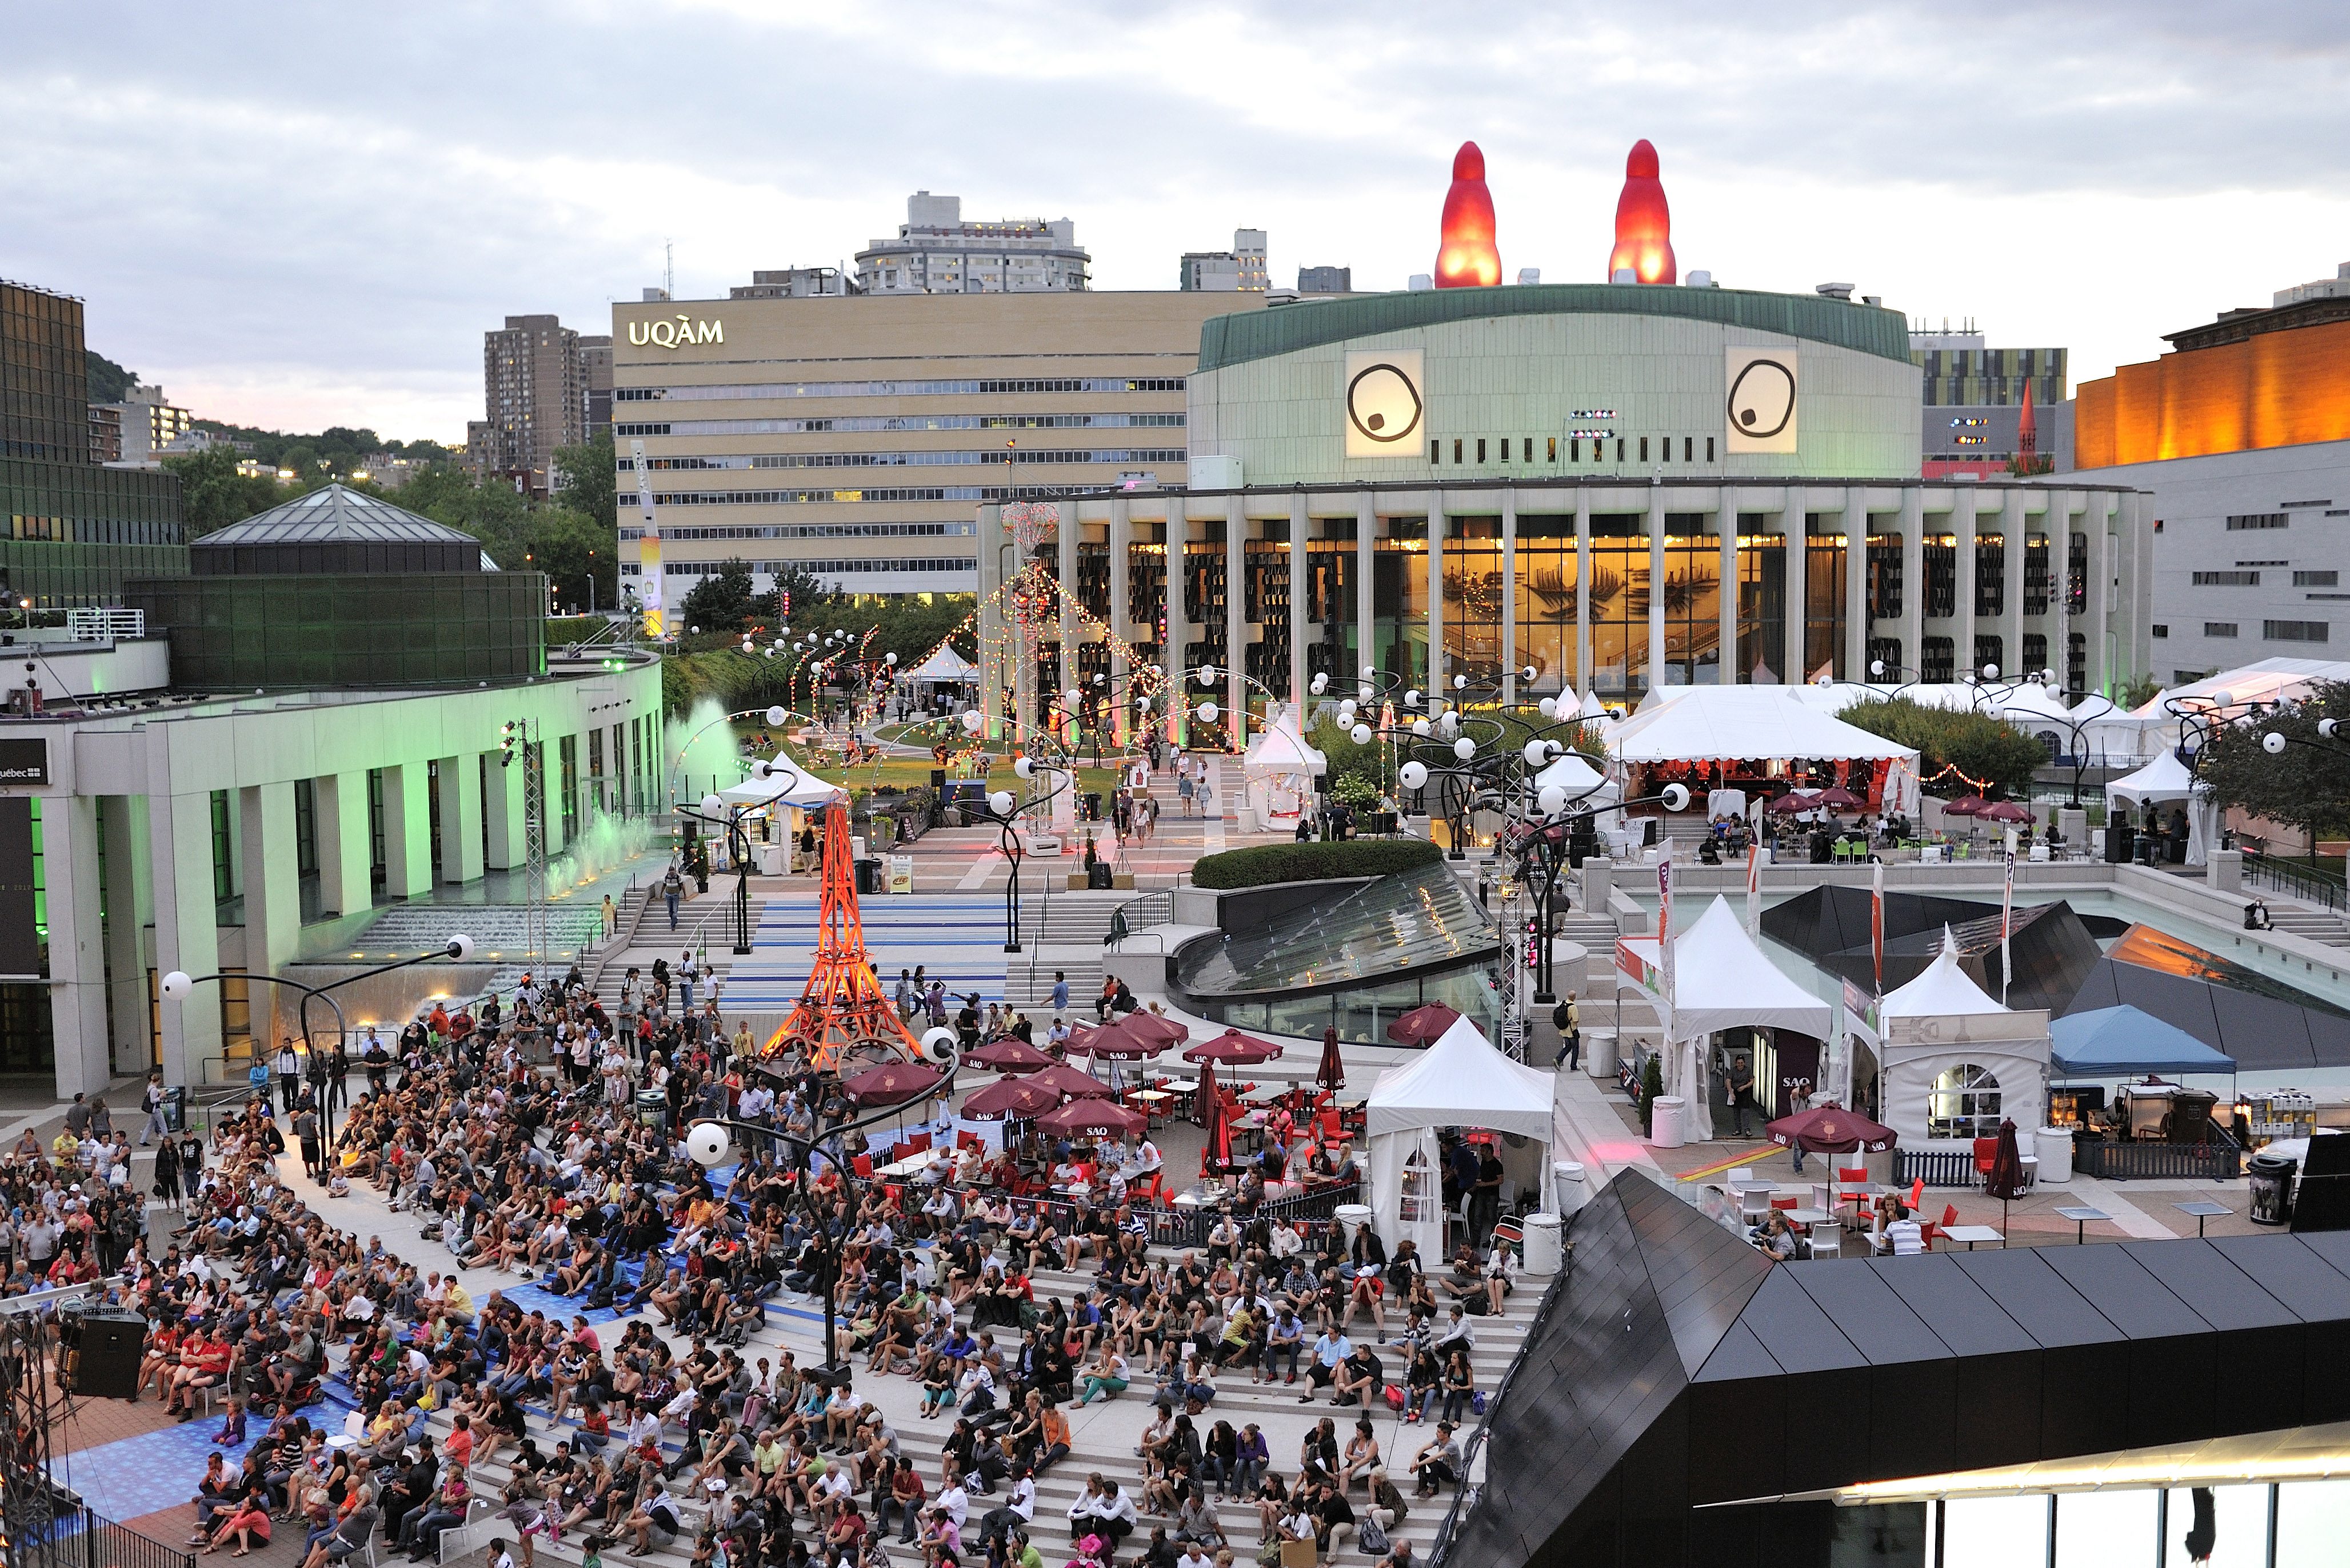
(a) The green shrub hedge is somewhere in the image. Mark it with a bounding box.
[1190,838,1442,889]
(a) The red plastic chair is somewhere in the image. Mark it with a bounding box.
[852,1154,875,1179]
[1973,1137,1999,1178]
[1769,1195,1799,1213]
[907,1131,933,1154]
[1920,1202,1959,1251]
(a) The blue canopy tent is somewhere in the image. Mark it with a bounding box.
[2050,1004,2239,1077]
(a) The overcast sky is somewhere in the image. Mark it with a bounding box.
[7,0,2347,442]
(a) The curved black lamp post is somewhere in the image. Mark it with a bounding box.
[686,1034,963,1385]
[956,710,1078,955]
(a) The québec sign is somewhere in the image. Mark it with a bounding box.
[629,315,724,349]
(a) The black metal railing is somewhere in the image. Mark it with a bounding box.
[14,1501,195,1568]
[1427,1237,1572,1568]
[1106,890,1177,946]
[907,1179,1360,1252]
[2245,851,2345,913]
[1897,1148,1981,1188]
[2073,1130,2244,1182]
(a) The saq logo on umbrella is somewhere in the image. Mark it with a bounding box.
[1343,349,1424,459]
[1724,346,1799,454]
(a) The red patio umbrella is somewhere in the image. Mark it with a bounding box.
[963,1038,1057,1073]
[1985,1116,2029,1236]
[1812,786,1863,810]
[1190,1058,1221,1126]
[958,1075,1062,1122]
[1066,1017,1175,1059]
[1765,790,1819,815]
[1182,1029,1284,1065]
[843,1059,942,1107]
[1977,801,2032,823]
[1943,795,1989,817]
[1016,1062,1117,1101]
[1036,1097,1148,1140]
[1764,1104,1898,1154]
[1385,1004,1461,1047]
[1204,1082,1234,1169]
[1122,1011,1191,1046]
[1317,1025,1346,1093]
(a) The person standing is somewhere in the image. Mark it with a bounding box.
[293,1101,323,1182]
[272,1038,301,1111]
[1550,993,1581,1070]
[896,969,916,1020]
[1727,1055,1757,1138]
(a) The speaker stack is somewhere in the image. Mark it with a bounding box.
[68,1312,146,1399]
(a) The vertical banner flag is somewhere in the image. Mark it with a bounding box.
[1745,842,1762,937]
[630,439,663,637]
[1870,855,1885,997]
[2001,847,2017,1004]
[1657,845,1676,1009]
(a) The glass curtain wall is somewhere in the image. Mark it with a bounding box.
[1304,522,1356,686]
[1735,514,1786,685]
[1373,520,1426,689]
[1512,518,1576,698]
[1806,515,1847,683]
[1441,517,1503,686]
[1243,527,1291,701]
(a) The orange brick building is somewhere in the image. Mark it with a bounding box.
[2075,300,2350,469]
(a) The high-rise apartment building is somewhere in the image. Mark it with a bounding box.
[610,286,1261,603]
[483,313,586,494]
[1297,265,1352,294]
[95,382,197,467]
[854,193,1089,295]
[0,278,186,605]
[730,267,857,300]
[579,335,613,441]
[1181,230,1269,293]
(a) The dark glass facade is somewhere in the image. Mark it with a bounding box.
[2,281,87,463]
[122,571,548,690]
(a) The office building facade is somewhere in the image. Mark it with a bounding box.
[974,284,2151,739]
[483,313,588,494]
[1,278,187,606]
[2071,282,2350,683]
[579,334,613,439]
[1297,266,1353,295]
[1180,230,1268,293]
[610,288,1263,601]
[853,192,1089,295]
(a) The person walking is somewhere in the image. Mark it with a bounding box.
[662,862,684,930]
[1550,993,1581,1070]
[602,893,618,940]
[138,1069,169,1146]
[1198,771,1215,821]
[1051,972,1069,1013]
[1177,769,1194,818]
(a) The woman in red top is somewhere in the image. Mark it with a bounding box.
[201,1497,271,1557]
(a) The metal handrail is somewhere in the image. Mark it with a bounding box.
[1427,1246,1572,1568]
[2244,851,2346,913]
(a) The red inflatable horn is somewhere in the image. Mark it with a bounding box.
[1606,138,1676,285]
[1434,141,1500,289]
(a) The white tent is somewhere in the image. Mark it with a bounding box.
[717,764,849,810]
[1239,703,1327,828]
[1882,929,2006,1018]
[905,646,978,684]
[1605,686,1919,767]
[1875,929,2049,1148]
[2105,749,2220,866]
[1365,1015,1554,1255]
[1614,896,1832,1143]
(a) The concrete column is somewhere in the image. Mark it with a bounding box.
[380,762,433,898]
[1956,494,1979,677]
[2001,486,2027,679]
[101,795,155,1075]
[484,754,527,871]
[150,789,222,1088]
[238,781,301,978]
[1574,487,1592,699]
[1225,494,1246,748]
[1108,495,1132,747]
[1426,490,1445,695]
[1164,508,1189,746]
[1717,489,1738,685]
[1288,492,1309,713]
[1500,486,1518,705]
[315,771,374,917]
[46,795,110,1099]
[437,754,485,883]
[1782,486,1807,684]
[1900,486,1925,681]
[2088,493,2115,695]
[1354,494,1375,683]
[1844,487,1868,683]
[1647,482,1668,694]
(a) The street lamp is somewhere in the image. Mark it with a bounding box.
[993,753,1074,953]
[161,934,477,1146]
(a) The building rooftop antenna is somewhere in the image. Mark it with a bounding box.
[665,241,674,302]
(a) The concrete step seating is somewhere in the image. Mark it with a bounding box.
[386,1235,1534,1567]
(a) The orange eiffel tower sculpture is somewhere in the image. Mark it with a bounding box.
[761,800,925,1073]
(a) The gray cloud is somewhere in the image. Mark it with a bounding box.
[4,0,2345,435]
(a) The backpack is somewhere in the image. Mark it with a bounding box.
[1357,1519,1389,1556]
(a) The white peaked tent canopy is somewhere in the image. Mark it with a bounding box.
[1241,704,1327,823]
[1605,686,1919,765]
[1365,1015,1553,1253]
[905,646,978,683]
[717,764,849,810]
[1617,897,1832,1143]
[2105,749,2219,866]
[1883,929,2007,1018]
[1535,751,1621,809]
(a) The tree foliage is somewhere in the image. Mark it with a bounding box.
[161,446,290,537]
[553,430,616,538]
[1836,697,2048,797]
[679,559,760,634]
[2115,671,2163,711]
[2194,680,2350,859]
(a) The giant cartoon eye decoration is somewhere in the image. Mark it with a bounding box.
[1346,362,1423,445]
[1726,357,1796,438]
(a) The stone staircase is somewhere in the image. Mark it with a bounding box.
[1002,892,1125,1010]
[2262,903,2350,947]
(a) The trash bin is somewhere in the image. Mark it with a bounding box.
[162,1085,187,1134]
[1088,863,1114,890]
[1333,1204,1374,1246]
[2035,1127,2076,1184]
[2249,1150,2299,1226]
[760,845,786,875]
[1649,1095,1686,1149]
[1521,1213,1564,1275]
[1586,1030,1619,1079]
[1552,1159,1589,1219]
[855,858,883,895]
[634,1089,671,1131]
[1085,791,1102,821]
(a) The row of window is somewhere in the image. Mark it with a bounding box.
[613,412,1183,438]
[619,522,976,541]
[649,484,1092,506]
[2193,570,2262,586]
[622,447,1184,473]
[624,557,976,577]
[2155,621,2329,643]
[614,375,1185,403]
[2225,513,2289,530]
[1430,434,1720,466]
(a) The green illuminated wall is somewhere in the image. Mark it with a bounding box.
[123,571,548,690]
